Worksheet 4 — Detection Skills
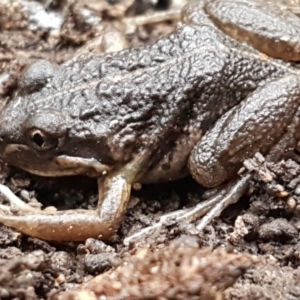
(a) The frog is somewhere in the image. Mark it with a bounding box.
[0,0,300,242]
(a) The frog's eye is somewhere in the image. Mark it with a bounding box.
[28,129,58,151]
[24,111,66,152]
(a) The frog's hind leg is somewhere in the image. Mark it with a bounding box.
[126,74,300,244]
[205,0,300,61]
[189,74,300,189]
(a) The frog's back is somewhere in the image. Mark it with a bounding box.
[0,0,292,181]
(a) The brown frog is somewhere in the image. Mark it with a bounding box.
[0,0,300,242]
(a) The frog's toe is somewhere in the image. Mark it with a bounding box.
[0,184,39,212]
[124,175,251,245]
[195,174,250,231]
[0,203,10,213]
[124,195,220,245]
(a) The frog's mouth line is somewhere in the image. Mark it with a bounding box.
[2,144,112,178]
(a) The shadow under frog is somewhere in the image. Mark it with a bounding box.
[0,0,300,241]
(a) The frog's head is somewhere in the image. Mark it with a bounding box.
[0,60,114,178]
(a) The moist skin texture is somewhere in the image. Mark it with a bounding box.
[1,0,300,241]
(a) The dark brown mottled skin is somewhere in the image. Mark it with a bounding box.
[0,0,300,241]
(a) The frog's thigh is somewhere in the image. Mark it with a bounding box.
[206,0,300,61]
[188,74,300,188]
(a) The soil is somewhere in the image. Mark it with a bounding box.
[0,1,300,299]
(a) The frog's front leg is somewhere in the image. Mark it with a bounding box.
[0,173,130,241]
[0,152,150,242]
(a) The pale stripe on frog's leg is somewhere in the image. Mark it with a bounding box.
[0,150,151,242]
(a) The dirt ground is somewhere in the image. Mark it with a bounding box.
[0,1,300,299]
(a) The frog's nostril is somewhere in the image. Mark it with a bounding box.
[0,129,11,143]
[0,133,6,152]
[0,133,6,143]
[0,130,4,142]
[0,119,21,143]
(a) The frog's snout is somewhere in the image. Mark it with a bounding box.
[0,118,20,146]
